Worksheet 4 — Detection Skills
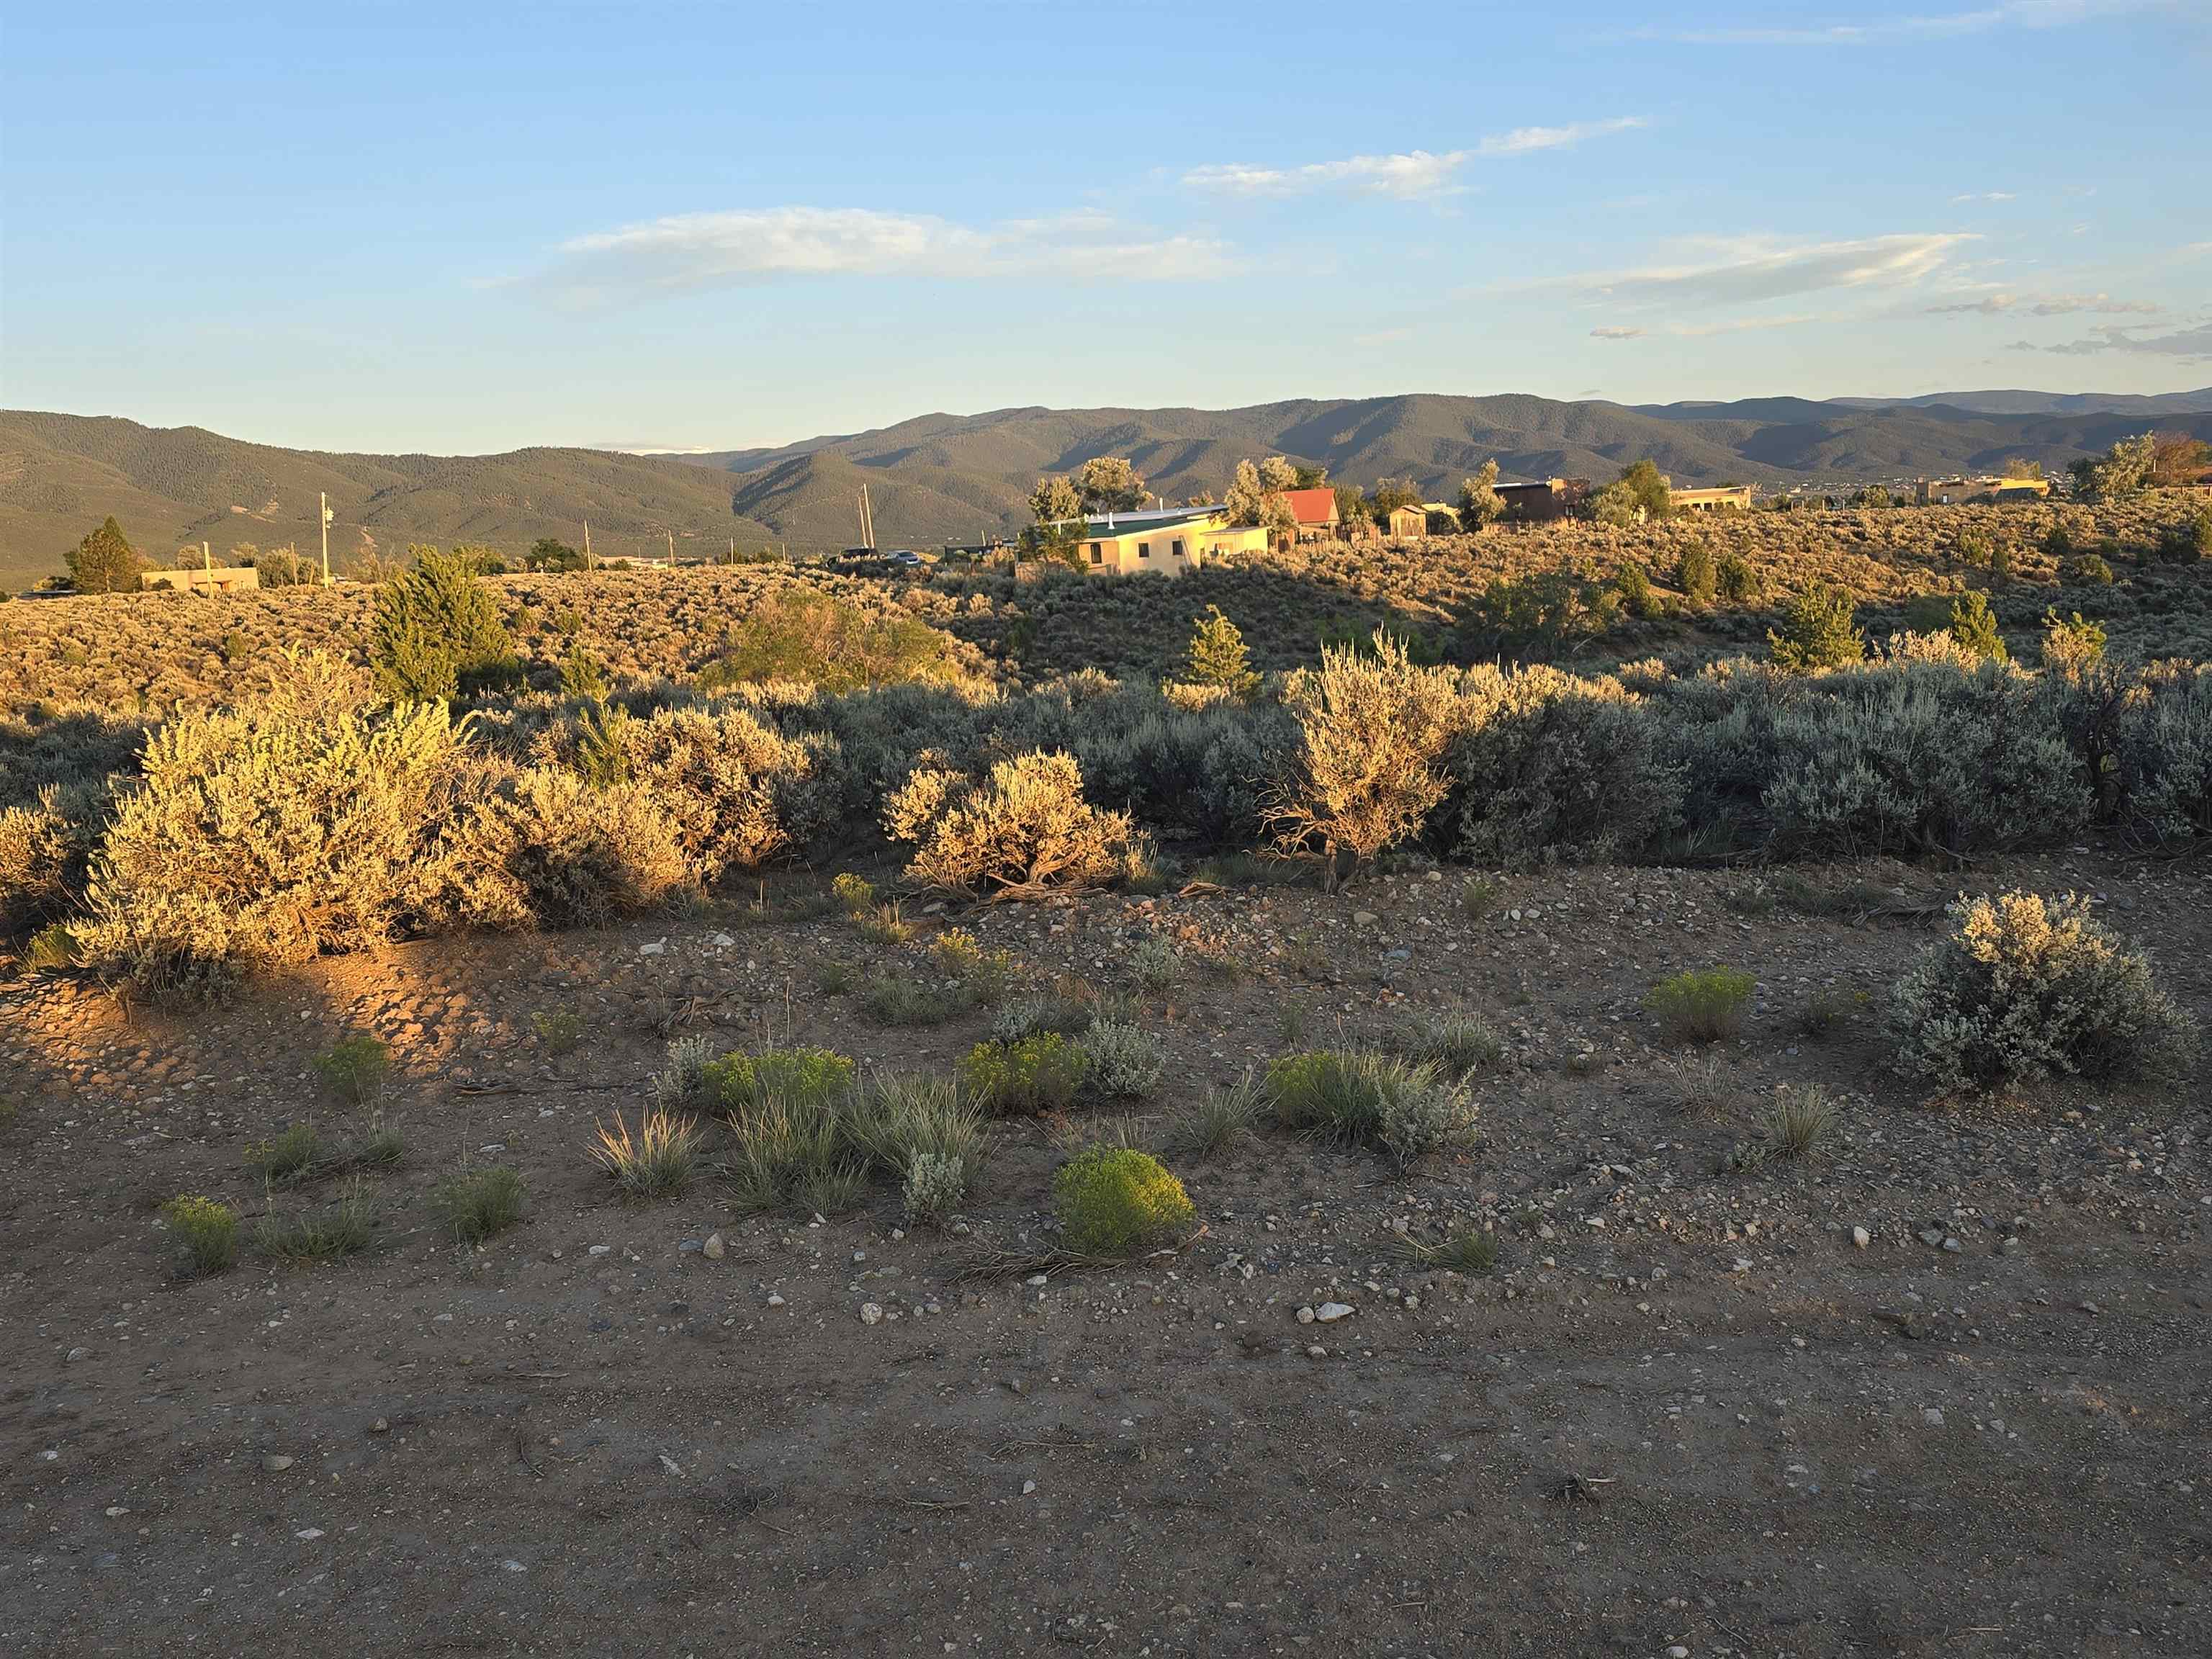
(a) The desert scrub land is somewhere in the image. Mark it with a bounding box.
[5,852,2212,1655]
[5,502,2212,1655]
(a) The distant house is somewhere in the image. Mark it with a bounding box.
[144,565,261,595]
[1384,504,1429,539]
[1494,477,1591,523]
[1669,485,1757,513]
[1912,475,2051,505]
[1282,488,1341,541]
[1070,505,1267,577]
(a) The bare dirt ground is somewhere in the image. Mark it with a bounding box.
[4,853,2210,1658]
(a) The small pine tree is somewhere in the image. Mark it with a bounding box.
[1678,541,1717,608]
[1612,561,1657,619]
[1768,583,1865,673]
[370,547,518,702]
[1947,590,2008,662]
[1184,606,1260,701]
[65,516,144,594]
[559,642,610,699]
[2040,608,2106,673]
[1714,549,1761,604]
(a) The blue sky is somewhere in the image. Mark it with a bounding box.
[4,0,2208,454]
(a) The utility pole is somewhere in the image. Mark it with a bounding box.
[666,528,675,564]
[320,493,333,585]
[202,541,212,573]
[583,520,593,570]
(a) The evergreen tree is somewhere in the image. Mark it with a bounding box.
[371,546,519,701]
[1184,606,1260,701]
[1678,541,1717,607]
[1947,590,2008,662]
[1767,583,1865,673]
[65,516,143,594]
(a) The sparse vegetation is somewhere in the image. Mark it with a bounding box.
[1264,1049,1473,1166]
[1645,968,1755,1045]
[1052,1146,1195,1256]
[432,1164,526,1243]
[161,1194,239,1274]
[313,1035,390,1105]
[589,1107,703,1198]
[1396,1008,1503,1077]
[254,1184,375,1262]
[1763,1084,1836,1159]
[959,1033,1089,1116]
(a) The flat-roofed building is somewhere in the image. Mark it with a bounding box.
[1669,485,1757,513]
[1068,505,1267,577]
[1494,477,1590,522]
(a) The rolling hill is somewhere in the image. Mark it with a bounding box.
[0,411,783,585]
[6,390,2209,587]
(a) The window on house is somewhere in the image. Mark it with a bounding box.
[1137,541,1151,559]
[1089,543,1102,563]
[1171,539,1185,558]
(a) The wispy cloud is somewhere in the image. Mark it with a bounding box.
[1353,326,1416,346]
[1950,190,2018,202]
[1474,117,1649,158]
[2026,320,2212,359]
[1592,314,1819,340]
[1630,1,2155,46]
[1925,290,2160,315]
[1538,233,1974,308]
[1184,119,1645,201]
[536,206,1236,300]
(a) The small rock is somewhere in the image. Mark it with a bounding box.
[1851,1226,1870,1249]
[1315,1302,1354,1323]
[1025,1274,1048,1287]
[1352,911,1379,927]
[588,1244,613,1256]
[1295,1305,1316,1325]
[859,1303,884,1326]
[262,1455,295,1473]
[1305,1344,1328,1359]
[678,1238,703,1254]
[702,1233,724,1260]
[369,1419,390,1434]
[1922,1407,1945,1427]
[1917,1228,1945,1248]
[295,1528,325,1542]
[1021,1480,1037,1496]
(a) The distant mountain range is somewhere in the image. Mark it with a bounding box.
[4,390,2209,580]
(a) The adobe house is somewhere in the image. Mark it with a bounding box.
[1912,475,2052,505]
[1071,506,1267,577]
[1669,485,1757,513]
[1493,477,1591,523]
[143,565,262,595]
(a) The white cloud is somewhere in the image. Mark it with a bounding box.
[1950,191,2018,202]
[1632,1,2155,46]
[1353,326,1416,346]
[539,205,1236,300]
[1591,325,1647,340]
[1924,290,2160,315]
[1541,233,1974,308]
[1184,119,1645,201]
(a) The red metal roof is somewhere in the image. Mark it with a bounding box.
[1283,487,1338,525]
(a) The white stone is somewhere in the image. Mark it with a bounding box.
[859,1303,884,1326]
[1316,1302,1354,1323]
[1851,1226,1870,1249]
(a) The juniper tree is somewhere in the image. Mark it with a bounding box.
[1184,606,1260,701]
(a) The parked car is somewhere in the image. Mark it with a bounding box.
[884,548,923,567]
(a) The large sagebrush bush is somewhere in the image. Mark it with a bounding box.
[79,660,464,991]
[1761,662,2086,858]
[2116,664,2212,846]
[1451,665,1683,867]
[431,764,689,929]
[886,750,1141,898]
[1269,634,1460,887]
[610,705,844,881]
[1888,890,2196,1091]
